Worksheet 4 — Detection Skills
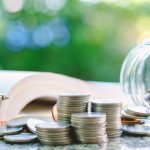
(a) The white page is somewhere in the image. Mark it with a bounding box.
[0,70,35,94]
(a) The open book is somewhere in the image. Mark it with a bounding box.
[0,70,126,121]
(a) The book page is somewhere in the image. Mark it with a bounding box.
[0,70,35,94]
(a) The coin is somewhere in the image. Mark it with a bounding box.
[0,125,23,136]
[58,93,90,97]
[4,133,37,143]
[121,109,147,119]
[7,116,51,128]
[71,112,106,119]
[27,118,48,133]
[39,139,72,145]
[91,99,122,107]
[121,117,144,125]
[35,122,70,131]
[52,104,57,121]
[126,106,150,117]
[122,124,150,135]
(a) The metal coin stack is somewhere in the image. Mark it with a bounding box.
[35,122,72,145]
[121,106,150,135]
[71,112,107,144]
[57,93,89,123]
[91,99,122,138]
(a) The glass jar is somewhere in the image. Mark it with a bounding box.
[120,40,150,108]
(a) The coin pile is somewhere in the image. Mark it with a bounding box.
[91,99,122,138]
[121,106,150,123]
[122,124,150,136]
[0,116,52,143]
[35,122,72,145]
[57,93,89,123]
[121,106,150,135]
[71,112,107,144]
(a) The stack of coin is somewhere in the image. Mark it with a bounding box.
[121,106,150,120]
[121,106,150,126]
[71,112,107,144]
[35,122,72,145]
[0,116,52,143]
[91,99,122,138]
[57,93,89,123]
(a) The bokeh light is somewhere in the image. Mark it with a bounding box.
[5,22,28,51]
[0,0,150,81]
[33,25,53,47]
[2,0,24,13]
[45,0,66,12]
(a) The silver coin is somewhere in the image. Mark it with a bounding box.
[121,109,147,119]
[72,122,106,129]
[7,116,51,127]
[4,133,37,143]
[36,130,70,136]
[37,134,70,140]
[0,125,23,136]
[71,112,106,119]
[57,101,88,106]
[91,99,122,107]
[39,139,72,145]
[58,93,90,97]
[35,122,71,131]
[57,104,87,109]
[122,124,150,135]
[27,118,48,133]
[126,106,150,117]
[58,108,87,114]
[71,119,106,124]
[75,130,106,137]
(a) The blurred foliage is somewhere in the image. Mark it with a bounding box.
[0,0,150,81]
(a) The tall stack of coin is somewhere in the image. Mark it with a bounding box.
[91,99,122,138]
[71,112,107,144]
[57,93,89,123]
[35,122,72,145]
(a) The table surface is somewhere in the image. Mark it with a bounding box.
[0,134,150,150]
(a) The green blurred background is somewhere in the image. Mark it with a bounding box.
[0,0,150,81]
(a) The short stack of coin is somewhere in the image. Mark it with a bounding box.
[121,106,150,132]
[71,112,107,144]
[121,106,150,122]
[57,93,89,123]
[91,99,122,138]
[35,122,72,145]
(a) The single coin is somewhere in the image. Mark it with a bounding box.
[91,99,122,107]
[52,104,57,121]
[71,112,106,119]
[121,117,143,125]
[121,109,147,119]
[0,125,23,136]
[122,124,150,135]
[36,130,70,136]
[4,133,37,143]
[39,139,72,145]
[7,116,51,127]
[58,93,90,97]
[27,118,48,133]
[35,122,71,131]
[127,106,150,117]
